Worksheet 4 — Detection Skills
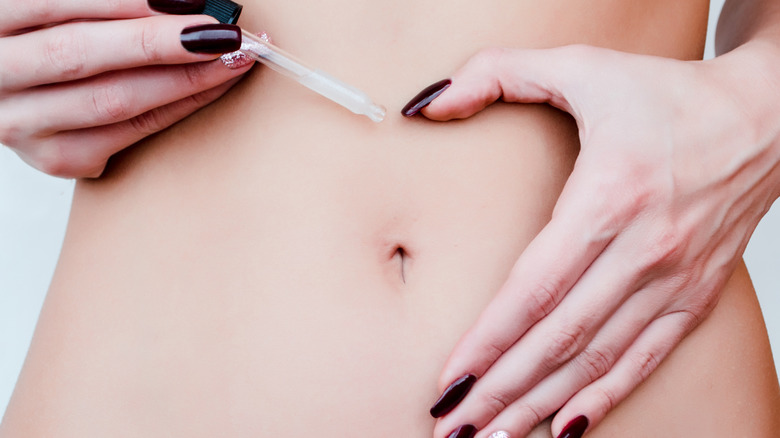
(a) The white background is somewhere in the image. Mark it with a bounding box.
[2,0,778,421]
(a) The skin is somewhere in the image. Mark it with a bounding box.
[1,0,779,437]
[0,0,252,177]
[420,0,780,436]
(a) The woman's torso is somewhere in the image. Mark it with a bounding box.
[3,0,779,436]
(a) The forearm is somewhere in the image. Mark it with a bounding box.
[716,0,780,54]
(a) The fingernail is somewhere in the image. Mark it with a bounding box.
[401,78,451,117]
[556,416,589,438]
[221,32,268,69]
[489,432,510,438]
[447,424,478,438]
[220,50,251,69]
[430,374,477,418]
[149,0,205,14]
[181,24,242,54]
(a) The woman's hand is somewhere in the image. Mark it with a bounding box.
[0,0,252,178]
[408,42,780,438]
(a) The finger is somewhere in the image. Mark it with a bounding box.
[4,56,249,137]
[419,46,607,122]
[432,218,600,392]
[432,234,648,436]
[0,0,197,35]
[20,75,244,178]
[434,138,670,396]
[463,291,665,438]
[550,310,698,438]
[434,164,625,394]
[0,15,224,92]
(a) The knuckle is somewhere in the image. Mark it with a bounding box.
[478,389,514,417]
[181,62,211,90]
[546,323,587,364]
[479,340,508,365]
[91,81,133,122]
[590,188,644,235]
[581,203,623,245]
[32,144,70,177]
[138,20,165,63]
[626,349,662,383]
[45,28,88,79]
[34,139,106,178]
[187,86,221,108]
[576,347,616,382]
[0,121,23,146]
[591,385,619,417]
[687,281,720,314]
[524,280,561,321]
[513,403,545,429]
[128,108,166,135]
[641,228,685,271]
[673,308,705,333]
[0,108,35,146]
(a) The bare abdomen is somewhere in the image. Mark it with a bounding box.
[7,1,778,437]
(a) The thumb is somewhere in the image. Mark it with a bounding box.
[412,46,599,121]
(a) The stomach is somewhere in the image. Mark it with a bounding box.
[2,0,779,436]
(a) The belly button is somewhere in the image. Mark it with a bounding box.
[391,245,409,284]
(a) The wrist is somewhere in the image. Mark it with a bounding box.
[708,41,780,200]
[713,39,780,116]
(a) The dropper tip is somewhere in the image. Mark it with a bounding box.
[367,104,387,123]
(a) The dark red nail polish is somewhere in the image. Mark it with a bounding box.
[181,24,242,54]
[447,424,478,438]
[149,0,205,14]
[402,79,451,117]
[557,416,589,438]
[430,374,477,418]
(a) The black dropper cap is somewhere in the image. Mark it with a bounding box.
[203,0,243,24]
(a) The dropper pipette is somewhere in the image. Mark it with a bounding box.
[237,30,387,122]
[203,0,386,122]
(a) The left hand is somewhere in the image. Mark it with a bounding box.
[411,43,780,438]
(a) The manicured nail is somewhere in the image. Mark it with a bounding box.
[149,0,205,14]
[401,79,451,116]
[430,374,477,418]
[489,432,510,438]
[556,416,589,438]
[181,24,242,54]
[447,424,478,438]
[220,50,251,69]
[221,32,268,69]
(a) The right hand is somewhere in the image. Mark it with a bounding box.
[0,0,252,178]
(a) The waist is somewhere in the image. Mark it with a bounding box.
[6,80,779,438]
[6,98,576,436]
